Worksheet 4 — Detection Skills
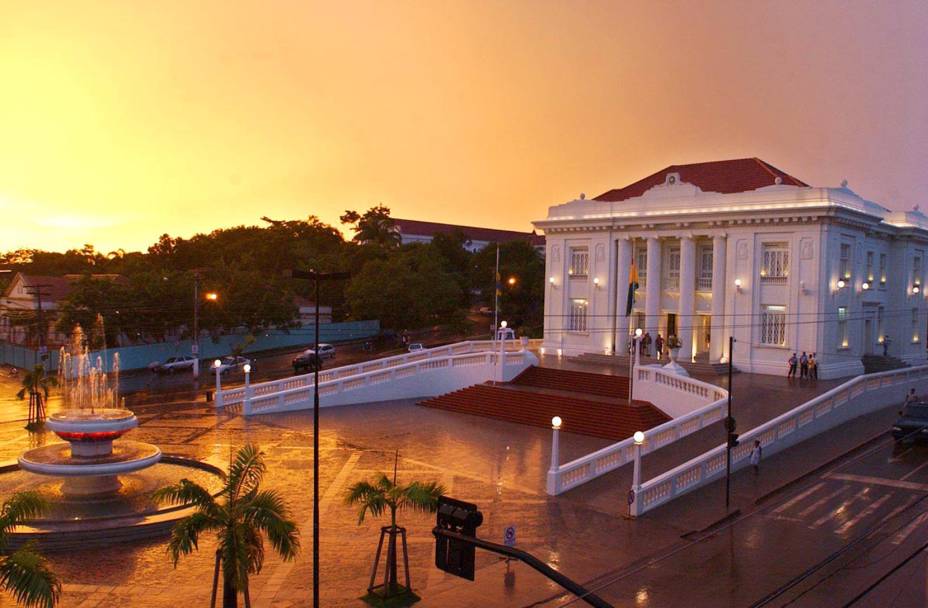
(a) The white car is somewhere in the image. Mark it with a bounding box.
[407,343,425,353]
[301,344,335,360]
[149,355,197,374]
[214,356,253,375]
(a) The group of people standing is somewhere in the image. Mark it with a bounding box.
[787,351,818,379]
[630,332,668,359]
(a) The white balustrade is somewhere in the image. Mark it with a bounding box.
[633,364,928,515]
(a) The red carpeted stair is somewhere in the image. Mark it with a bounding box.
[419,367,669,441]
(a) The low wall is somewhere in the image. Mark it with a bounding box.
[0,320,380,372]
[632,366,726,418]
[634,364,928,515]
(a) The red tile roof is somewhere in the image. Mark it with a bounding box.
[3,273,126,302]
[393,219,543,246]
[594,158,808,202]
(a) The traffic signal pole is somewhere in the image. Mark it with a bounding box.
[725,335,735,511]
[431,528,612,608]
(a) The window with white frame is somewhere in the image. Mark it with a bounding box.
[761,243,790,281]
[760,305,787,346]
[698,247,713,290]
[840,244,852,280]
[866,251,874,281]
[837,306,849,349]
[879,253,887,287]
[568,247,589,277]
[665,247,680,289]
[913,308,920,343]
[878,306,884,342]
[635,246,647,286]
[568,299,588,332]
[913,253,923,288]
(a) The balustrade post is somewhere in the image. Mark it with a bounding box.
[546,417,562,495]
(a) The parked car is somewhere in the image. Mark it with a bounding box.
[315,343,336,359]
[292,350,323,373]
[478,306,493,316]
[214,356,253,375]
[148,355,197,374]
[892,402,928,442]
[407,343,425,353]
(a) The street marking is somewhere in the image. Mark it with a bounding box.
[811,490,870,529]
[798,486,854,518]
[900,460,928,481]
[878,495,920,528]
[321,451,363,514]
[836,493,893,535]
[827,473,928,492]
[771,482,826,515]
[892,511,928,545]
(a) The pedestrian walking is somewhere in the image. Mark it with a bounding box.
[787,353,798,378]
[655,334,665,360]
[809,353,818,379]
[800,351,809,378]
[904,388,918,407]
[642,332,652,357]
[750,440,763,474]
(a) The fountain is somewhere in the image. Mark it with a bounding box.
[0,320,223,550]
[18,325,162,497]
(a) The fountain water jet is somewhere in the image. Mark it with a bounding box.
[18,324,162,497]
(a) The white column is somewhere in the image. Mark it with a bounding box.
[645,237,662,337]
[710,235,727,361]
[615,238,633,351]
[679,236,696,361]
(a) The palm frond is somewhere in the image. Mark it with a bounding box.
[0,493,48,537]
[0,544,61,608]
[244,491,300,561]
[344,481,388,524]
[153,479,219,513]
[226,444,266,502]
[399,481,445,514]
[165,511,220,567]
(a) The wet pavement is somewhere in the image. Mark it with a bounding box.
[0,356,898,608]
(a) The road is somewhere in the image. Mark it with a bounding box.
[558,435,928,608]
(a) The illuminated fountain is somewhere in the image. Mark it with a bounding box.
[18,325,161,497]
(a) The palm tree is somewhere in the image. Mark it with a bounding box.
[16,365,55,430]
[345,459,444,602]
[0,492,61,608]
[154,444,299,608]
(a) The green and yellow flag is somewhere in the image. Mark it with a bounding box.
[626,262,639,316]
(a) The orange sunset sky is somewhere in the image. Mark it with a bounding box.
[2,1,927,253]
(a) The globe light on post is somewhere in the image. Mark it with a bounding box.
[213,359,221,369]
[635,328,643,338]
[243,363,251,374]
[862,281,870,291]
[837,279,846,290]
[500,320,507,329]
[633,431,645,445]
[551,416,562,430]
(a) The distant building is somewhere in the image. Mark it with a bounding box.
[393,218,545,254]
[294,296,333,325]
[534,157,928,378]
[0,273,125,347]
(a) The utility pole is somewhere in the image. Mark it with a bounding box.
[493,244,500,340]
[192,272,200,377]
[24,284,52,360]
[289,268,350,608]
[725,336,737,511]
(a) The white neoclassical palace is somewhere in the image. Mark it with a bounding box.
[533,158,928,379]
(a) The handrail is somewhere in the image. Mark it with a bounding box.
[219,340,521,408]
[635,364,928,514]
[547,367,728,495]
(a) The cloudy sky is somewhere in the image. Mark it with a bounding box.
[1,1,926,252]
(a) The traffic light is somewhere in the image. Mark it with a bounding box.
[727,433,739,448]
[725,416,739,448]
[435,496,484,580]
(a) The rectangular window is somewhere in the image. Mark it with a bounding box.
[568,247,589,277]
[635,246,647,286]
[866,251,874,281]
[878,306,884,342]
[840,244,852,280]
[837,306,849,349]
[698,247,713,291]
[665,247,680,289]
[914,254,923,287]
[760,305,787,346]
[761,243,790,282]
[568,299,588,332]
[913,308,920,343]
[879,253,887,287]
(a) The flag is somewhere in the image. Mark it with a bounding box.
[626,262,639,316]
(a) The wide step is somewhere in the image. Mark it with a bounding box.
[419,384,669,441]
[510,366,629,399]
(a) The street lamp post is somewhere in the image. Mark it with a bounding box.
[498,320,508,382]
[213,359,223,409]
[242,363,252,415]
[630,430,645,517]
[289,268,350,608]
[546,416,562,494]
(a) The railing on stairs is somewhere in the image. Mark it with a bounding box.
[546,370,728,495]
[632,364,928,516]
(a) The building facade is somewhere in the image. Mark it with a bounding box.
[533,158,928,379]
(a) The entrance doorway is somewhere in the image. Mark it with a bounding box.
[666,313,677,338]
[696,315,711,354]
[864,319,873,355]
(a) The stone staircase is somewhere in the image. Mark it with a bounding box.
[861,354,910,374]
[419,367,669,441]
[573,352,737,376]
